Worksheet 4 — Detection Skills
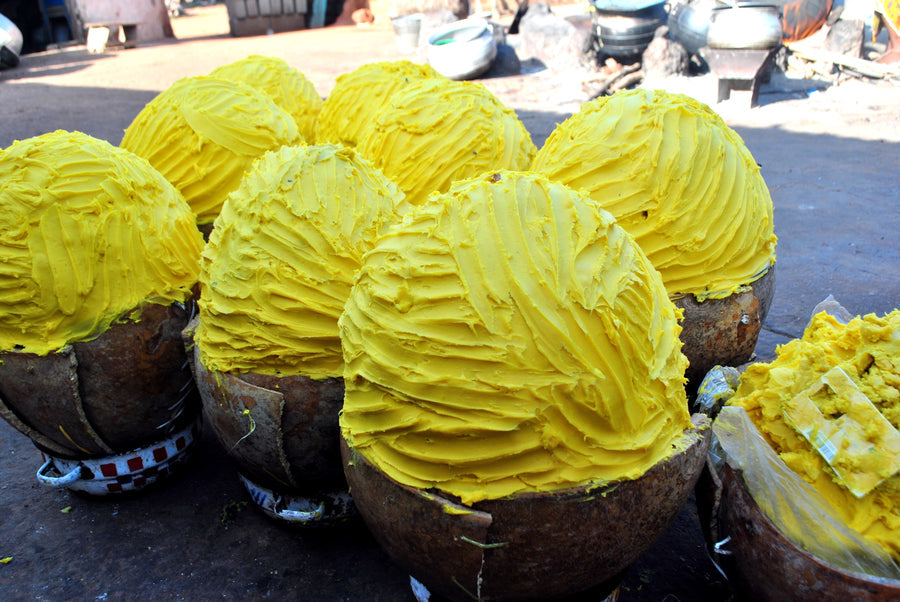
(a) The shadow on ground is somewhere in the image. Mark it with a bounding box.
[734,124,899,360]
[0,83,159,146]
[0,51,112,82]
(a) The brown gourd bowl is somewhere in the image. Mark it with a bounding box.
[342,414,712,601]
[187,320,351,522]
[674,266,776,393]
[696,460,900,601]
[0,301,199,460]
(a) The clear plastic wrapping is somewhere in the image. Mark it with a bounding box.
[713,405,900,579]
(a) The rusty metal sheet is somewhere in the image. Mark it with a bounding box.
[704,47,777,79]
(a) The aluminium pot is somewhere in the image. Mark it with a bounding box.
[669,0,717,55]
[706,3,783,49]
[0,12,21,69]
[427,18,497,81]
[0,11,23,55]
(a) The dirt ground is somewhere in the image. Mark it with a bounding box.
[0,3,898,601]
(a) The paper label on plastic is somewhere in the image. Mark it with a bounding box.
[782,366,900,498]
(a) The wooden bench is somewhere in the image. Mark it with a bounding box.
[85,22,139,53]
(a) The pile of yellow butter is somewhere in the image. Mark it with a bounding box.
[209,54,323,143]
[357,77,537,206]
[0,130,204,355]
[195,144,407,379]
[316,60,440,149]
[121,56,320,227]
[532,89,777,300]
[339,171,694,505]
[727,310,900,559]
[12,57,775,508]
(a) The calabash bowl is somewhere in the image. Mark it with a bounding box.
[342,414,711,601]
[674,265,775,392]
[188,322,353,526]
[0,302,200,493]
[0,301,199,458]
[696,460,900,601]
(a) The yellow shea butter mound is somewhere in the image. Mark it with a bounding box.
[315,60,442,149]
[358,78,536,206]
[196,144,407,379]
[340,171,693,505]
[0,130,204,355]
[209,55,322,143]
[121,76,302,226]
[728,310,900,560]
[532,88,776,300]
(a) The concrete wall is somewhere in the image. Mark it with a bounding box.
[224,0,308,36]
[64,0,173,42]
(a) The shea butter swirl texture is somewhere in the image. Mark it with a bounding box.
[197,144,407,379]
[728,310,900,561]
[358,78,536,206]
[340,171,693,505]
[121,76,302,225]
[315,60,442,149]
[209,54,322,143]
[0,130,204,355]
[532,89,777,300]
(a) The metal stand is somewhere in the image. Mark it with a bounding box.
[703,46,779,108]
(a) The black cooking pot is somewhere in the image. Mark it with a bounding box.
[591,1,669,59]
